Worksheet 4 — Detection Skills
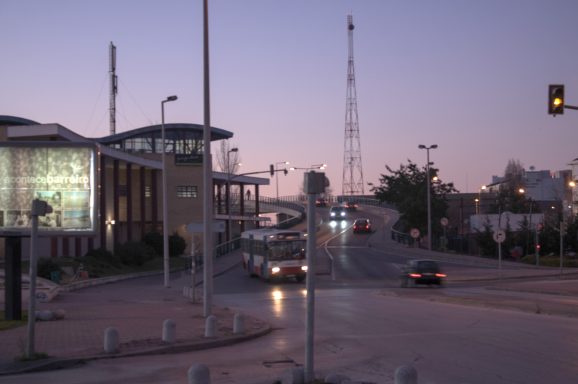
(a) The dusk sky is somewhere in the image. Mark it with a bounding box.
[3,0,578,198]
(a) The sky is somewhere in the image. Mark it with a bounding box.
[2,0,578,198]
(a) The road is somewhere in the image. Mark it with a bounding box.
[3,204,578,383]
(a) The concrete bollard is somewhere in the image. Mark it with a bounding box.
[188,363,211,384]
[104,327,119,354]
[233,313,245,335]
[394,365,418,384]
[162,319,176,343]
[205,315,216,338]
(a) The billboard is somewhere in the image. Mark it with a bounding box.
[0,144,96,235]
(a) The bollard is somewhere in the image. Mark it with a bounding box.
[104,327,119,354]
[204,315,216,338]
[188,363,211,384]
[394,365,418,384]
[162,319,176,343]
[233,313,245,335]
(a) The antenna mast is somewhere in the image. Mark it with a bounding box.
[342,15,365,196]
[109,42,118,135]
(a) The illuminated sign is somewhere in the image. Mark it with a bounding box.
[0,144,96,235]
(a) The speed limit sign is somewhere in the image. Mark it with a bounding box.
[410,228,420,239]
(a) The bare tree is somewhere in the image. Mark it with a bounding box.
[504,159,525,190]
[215,140,241,174]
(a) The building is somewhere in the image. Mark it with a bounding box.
[0,115,269,259]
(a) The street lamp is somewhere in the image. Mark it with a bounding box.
[290,163,327,171]
[227,147,238,242]
[418,144,438,251]
[161,95,178,288]
[275,161,289,201]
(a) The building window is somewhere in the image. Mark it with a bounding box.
[177,186,198,198]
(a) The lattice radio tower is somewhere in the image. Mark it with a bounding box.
[342,14,365,196]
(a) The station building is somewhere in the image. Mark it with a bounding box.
[0,115,269,259]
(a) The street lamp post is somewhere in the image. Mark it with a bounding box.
[227,148,238,242]
[275,161,289,201]
[161,95,178,288]
[418,144,438,251]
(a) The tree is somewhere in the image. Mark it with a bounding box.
[371,160,458,238]
[215,140,241,174]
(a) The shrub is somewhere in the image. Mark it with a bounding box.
[37,258,61,280]
[169,232,187,257]
[116,241,156,266]
[143,231,163,256]
[83,247,121,267]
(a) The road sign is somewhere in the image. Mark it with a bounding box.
[410,228,420,239]
[493,229,506,243]
[440,217,448,227]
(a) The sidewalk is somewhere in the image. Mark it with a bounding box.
[0,250,271,375]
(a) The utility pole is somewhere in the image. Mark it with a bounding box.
[109,42,117,135]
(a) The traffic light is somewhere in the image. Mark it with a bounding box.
[548,84,564,115]
[270,164,274,176]
[284,169,288,175]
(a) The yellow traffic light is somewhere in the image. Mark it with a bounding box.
[548,84,564,115]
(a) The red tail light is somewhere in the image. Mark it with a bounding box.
[409,273,421,278]
[436,273,447,278]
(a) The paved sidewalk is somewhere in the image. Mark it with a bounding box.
[0,251,271,375]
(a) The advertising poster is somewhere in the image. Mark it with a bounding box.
[0,145,96,234]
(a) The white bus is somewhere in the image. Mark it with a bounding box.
[240,228,308,282]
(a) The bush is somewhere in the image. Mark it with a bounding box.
[169,232,186,257]
[116,241,156,266]
[143,231,187,257]
[83,247,121,267]
[37,258,61,280]
[143,231,163,256]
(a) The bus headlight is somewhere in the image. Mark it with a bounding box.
[272,266,281,274]
[301,265,308,272]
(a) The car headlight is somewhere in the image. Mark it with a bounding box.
[301,265,308,272]
[272,267,281,274]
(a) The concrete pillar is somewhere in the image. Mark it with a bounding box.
[233,313,245,334]
[104,327,119,354]
[188,364,210,384]
[162,319,176,343]
[205,315,216,338]
[395,365,418,384]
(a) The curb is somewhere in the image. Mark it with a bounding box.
[0,324,273,376]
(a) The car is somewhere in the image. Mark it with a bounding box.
[400,259,446,288]
[329,206,347,220]
[353,218,372,233]
[315,198,328,207]
[342,201,358,211]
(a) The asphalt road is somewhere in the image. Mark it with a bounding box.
[3,204,578,383]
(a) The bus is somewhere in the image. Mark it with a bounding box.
[240,228,308,282]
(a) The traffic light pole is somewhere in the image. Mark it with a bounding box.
[565,105,578,111]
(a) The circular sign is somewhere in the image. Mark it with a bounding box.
[410,228,420,239]
[440,217,449,227]
[493,229,506,243]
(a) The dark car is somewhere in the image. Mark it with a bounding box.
[353,218,372,233]
[315,198,328,207]
[342,201,358,211]
[400,259,446,287]
[329,206,347,220]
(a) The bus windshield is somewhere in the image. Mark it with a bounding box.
[267,240,306,261]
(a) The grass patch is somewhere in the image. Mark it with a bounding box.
[0,311,28,331]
